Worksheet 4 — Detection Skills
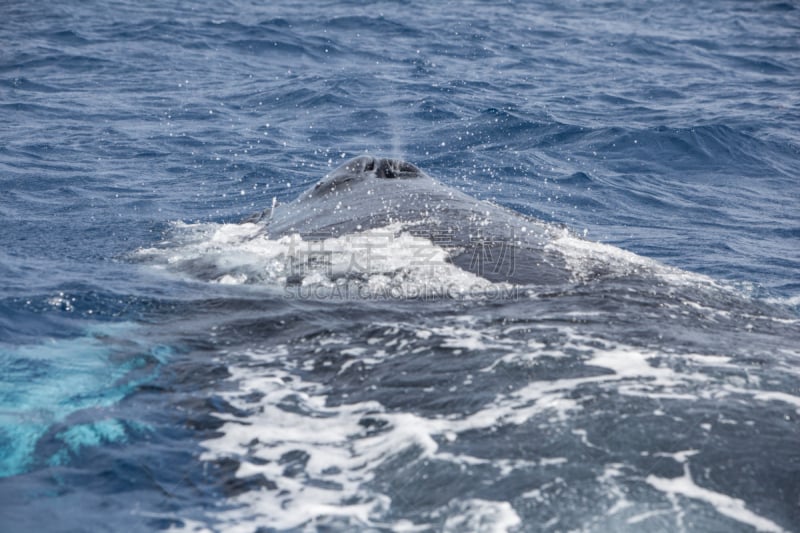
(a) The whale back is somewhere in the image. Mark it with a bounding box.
[256,156,570,284]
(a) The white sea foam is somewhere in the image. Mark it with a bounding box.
[187,344,528,532]
[141,285,794,528]
[179,318,792,532]
[646,453,786,533]
[136,221,500,298]
[764,293,800,309]
[441,499,521,533]
[545,228,715,286]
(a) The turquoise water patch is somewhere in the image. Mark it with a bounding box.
[47,419,155,469]
[0,323,170,477]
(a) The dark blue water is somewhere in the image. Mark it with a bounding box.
[1,1,799,531]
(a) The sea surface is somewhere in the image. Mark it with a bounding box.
[1,1,799,532]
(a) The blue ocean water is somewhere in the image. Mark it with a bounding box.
[1,1,799,531]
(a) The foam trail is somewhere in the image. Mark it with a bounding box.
[646,454,785,533]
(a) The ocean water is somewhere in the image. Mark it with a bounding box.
[1,0,799,531]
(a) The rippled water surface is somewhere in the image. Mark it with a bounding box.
[1,1,799,532]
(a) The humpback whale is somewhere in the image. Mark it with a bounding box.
[252,156,573,285]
